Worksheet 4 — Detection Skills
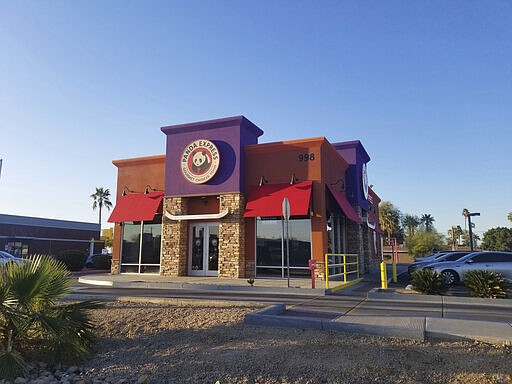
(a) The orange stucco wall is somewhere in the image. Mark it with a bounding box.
[244,137,349,264]
[111,155,166,265]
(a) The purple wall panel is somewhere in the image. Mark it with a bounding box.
[161,116,263,196]
[333,141,371,210]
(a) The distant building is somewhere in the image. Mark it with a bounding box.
[0,214,101,256]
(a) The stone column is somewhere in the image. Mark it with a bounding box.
[218,193,246,278]
[161,197,188,276]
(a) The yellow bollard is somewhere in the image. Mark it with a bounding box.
[392,260,397,283]
[380,262,388,289]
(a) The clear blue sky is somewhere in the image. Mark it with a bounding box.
[1,1,511,238]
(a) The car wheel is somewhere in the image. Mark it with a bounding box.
[441,270,459,286]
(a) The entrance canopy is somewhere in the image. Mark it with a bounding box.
[244,181,312,218]
[108,192,164,223]
[326,185,362,224]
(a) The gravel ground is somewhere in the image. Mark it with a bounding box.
[9,300,512,384]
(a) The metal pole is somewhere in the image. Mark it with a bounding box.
[281,219,285,279]
[286,218,290,288]
[468,215,474,251]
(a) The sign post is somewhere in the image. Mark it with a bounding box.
[282,197,291,288]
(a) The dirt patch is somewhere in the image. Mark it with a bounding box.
[81,300,512,384]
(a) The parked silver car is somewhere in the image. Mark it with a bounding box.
[425,251,512,285]
[408,251,471,275]
[0,251,26,266]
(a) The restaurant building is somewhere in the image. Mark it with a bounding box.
[108,116,382,280]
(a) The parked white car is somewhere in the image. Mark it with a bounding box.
[0,251,26,266]
[425,251,512,285]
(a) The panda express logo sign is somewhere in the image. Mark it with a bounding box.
[181,140,220,184]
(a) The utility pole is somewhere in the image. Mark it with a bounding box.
[467,212,480,251]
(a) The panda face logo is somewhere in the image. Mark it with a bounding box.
[192,151,210,174]
[181,140,220,184]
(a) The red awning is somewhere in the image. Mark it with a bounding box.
[108,192,164,223]
[327,185,362,224]
[244,181,312,218]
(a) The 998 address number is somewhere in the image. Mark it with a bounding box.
[298,153,315,162]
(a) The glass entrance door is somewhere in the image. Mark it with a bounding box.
[189,223,219,276]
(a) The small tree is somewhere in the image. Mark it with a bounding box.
[480,227,512,251]
[405,229,445,258]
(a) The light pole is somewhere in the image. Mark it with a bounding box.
[467,212,480,251]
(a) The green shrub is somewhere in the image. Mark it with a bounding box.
[92,254,111,270]
[53,249,87,271]
[0,255,103,380]
[462,270,511,299]
[411,269,447,295]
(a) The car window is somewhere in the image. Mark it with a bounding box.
[493,253,512,262]
[445,253,466,261]
[468,254,490,263]
[469,253,508,263]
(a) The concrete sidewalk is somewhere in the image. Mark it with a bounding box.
[77,271,512,345]
[77,272,328,295]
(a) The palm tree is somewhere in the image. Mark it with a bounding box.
[402,214,420,238]
[91,187,113,231]
[0,256,102,379]
[420,214,435,232]
[379,201,400,243]
[462,208,469,231]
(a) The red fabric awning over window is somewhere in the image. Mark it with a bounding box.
[327,185,363,224]
[108,192,164,223]
[244,181,313,218]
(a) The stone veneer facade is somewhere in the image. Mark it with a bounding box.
[160,193,246,278]
[218,193,246,278]
[161,197,189,276]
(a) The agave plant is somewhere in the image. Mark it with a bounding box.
[411,269,447,295]
[0,255,103,379]
[463,270,511,299]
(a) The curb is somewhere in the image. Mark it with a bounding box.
[244,304,512,345]
[245,305,425,341]
[367,288,512,307]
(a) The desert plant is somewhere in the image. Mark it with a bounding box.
[0,255,102,379]
[411,268,447,295]
[462,270,511,299]
[54,249,88,271]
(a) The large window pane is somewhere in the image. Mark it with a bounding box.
[289,219,311,268]
[121,218,162,274]
[121,222,141,264]
[256,218,311,278]
[256,220,282,267]
[141,223,161,265]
